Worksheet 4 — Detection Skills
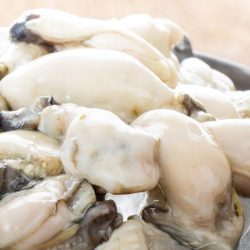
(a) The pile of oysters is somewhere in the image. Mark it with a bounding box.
[0,9,250,250]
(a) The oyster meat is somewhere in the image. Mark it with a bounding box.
[0,100,161,194]
[6,9,183,87]
[205,119,250,197]
[41,103,160,194]
[97,216,188,250]
[0,42,48,77]
[0,49,212,123]
[227,90,250,118]
[176,84,240,119]
[0,130,62,178]
[119,14,184,57]
[180,57,235,91]
[0,174,121,249]
[132,109,243,249]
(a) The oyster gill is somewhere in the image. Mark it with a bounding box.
[0,175,120,249]
[0,162,34,199]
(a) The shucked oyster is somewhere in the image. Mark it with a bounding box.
[97,216,188,250]
[227,90,250,118]
[9,9,184,58]
[119,14,184,57]
[205,119,250,197]
[0,42,48,79]
[0,8,109,78]
[40,103,160,194]
[132,109,243,249]
[0,99,161,194]
[0,49,212,123]
[0,130,62,178]
[0,174,121,249]
[176,84,240,119]
[49,200,122,250]
[5,9,181,87]
[180,57,236,91]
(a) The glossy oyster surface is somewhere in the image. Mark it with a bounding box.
[0,130,62,178]
[10,8,113,44]
[132,109,243,249]
[0,175,84,249]
[97,216,188,250]
[48,200,122,250]
[205,119,250,197]
[6,9,182,87]
[227,90,250,118]
[119,14,184,56]
[0,48,175,123]
[0,100,161,194]
[180,57,236,91]
[41,104,160,194]
[0,174,121,249]
[176,84,240,119]
[0,42,48,75]
[0,8,250,250]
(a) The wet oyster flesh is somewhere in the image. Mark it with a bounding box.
[132,109,243,249]
[0,174,121,249]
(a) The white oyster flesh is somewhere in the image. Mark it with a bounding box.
[180,57,236,91]
[227,90,250,118]
[16,8,115,43]
[0,48,176,123]
[0,130,62,178]
[0,175,96,249]
[96,219,148,250]
[96,216,188,250]
[82,29,179,87]
[11,9,183,55]
[39,104,160,194]
[9,9,181,86]
[0,94,9,111]
[0,42,48,74]
[176,84,240,119]
[119,14,184,57]
[38,103,79,140]
[0,9,110,77]
[132,109,243,249]
[205,119,250,196]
